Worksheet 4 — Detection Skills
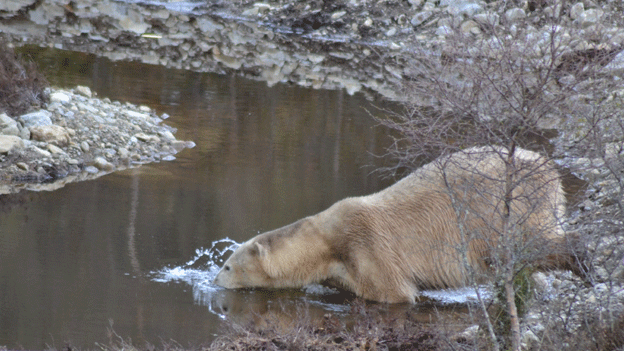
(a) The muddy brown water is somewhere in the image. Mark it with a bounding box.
[0,47,478,349]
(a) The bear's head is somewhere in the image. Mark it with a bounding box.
[213,239,273,289]
[213,219,328,290]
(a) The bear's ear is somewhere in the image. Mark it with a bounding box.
[253,242,269,258]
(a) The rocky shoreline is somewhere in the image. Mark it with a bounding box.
[2,0,622,102]
[1,0,624,349]
[0,84,194,194]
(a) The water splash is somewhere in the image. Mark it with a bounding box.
[152,237,491,311]
[151,238,240,312]
[422,285,492,304]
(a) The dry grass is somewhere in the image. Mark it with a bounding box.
[0,40,48,116]
[538,312,624,351]
[207,301,454,351]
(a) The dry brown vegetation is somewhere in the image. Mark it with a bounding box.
[208,301,452,351]
[0,40,48,116]
[374,0,624,349]
[33,305,624,351]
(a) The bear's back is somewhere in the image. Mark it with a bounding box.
[322,146,565,296]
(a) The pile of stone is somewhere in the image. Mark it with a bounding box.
[0,85,194,194]
[2,0,623,101]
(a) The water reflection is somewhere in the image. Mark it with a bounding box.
[154,238,492,337]
[206,288,473,328]
[1,47,404,349]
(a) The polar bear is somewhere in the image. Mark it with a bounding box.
[213,146,566,303]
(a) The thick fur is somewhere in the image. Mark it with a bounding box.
[213,146,566,303]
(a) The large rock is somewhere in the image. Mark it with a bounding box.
[28,2,65,25]
[411,11,434,27]
[474,12,499,26]
[505,7,526,22]
[75,85,92,98]
[460,20,480,34]
[0,0,36,12]
[50,91,71,103]
[0,113,20,136]
[0,135,24,154]
[93,156,114,171]
[30,125,71,146]
[446,1,484,17]
[19,110,53,128]
[569,2,584,20]
[118,9,150,34]
[575,9,604,28]
[196,17,224,34]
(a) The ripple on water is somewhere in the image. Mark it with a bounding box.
[152,237,492,311]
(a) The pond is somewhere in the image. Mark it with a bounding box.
[0,47,480,349]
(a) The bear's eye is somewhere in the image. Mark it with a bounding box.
[224,265,231,271]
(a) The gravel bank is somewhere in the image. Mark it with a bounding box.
[0,85,194,194]
[2,0,623,101]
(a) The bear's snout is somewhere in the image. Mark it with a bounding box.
[213,266,239,288]
[213,271,226,287]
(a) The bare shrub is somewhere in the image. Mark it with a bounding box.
[378,1,624,349]
[0,40,49,116]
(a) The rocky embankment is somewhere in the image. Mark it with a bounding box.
[0,85,194,194]
[2,0,623,101]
